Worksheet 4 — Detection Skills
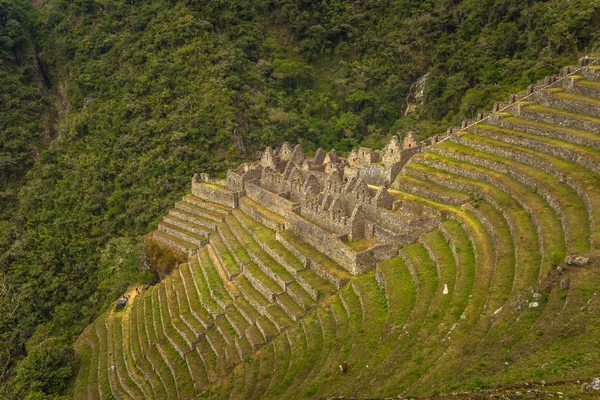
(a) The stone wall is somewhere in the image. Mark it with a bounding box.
[515,104,600,135]
[457,131,594,248]
[432,143,572,249]
[534,90,600,118]
[192,179,240,208]
[285,211,360,274]
[245,182,295,218]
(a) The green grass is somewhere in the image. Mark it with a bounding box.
[276,292,305,320]
[178,200,225,220]
[153,230,197,250]
[477,122,600,162]
[296,307,338,397]
[466,126,600,247]
[552,89,600,106]
[110,314,146,398]
[397,173,472,204]
[214,314,238,351]
[228,213,295,283]
[151,286,196,398]
[218,223,252,266]
[278,230,352,281]
[344,238,373,252]
[204,326,229,373]
[438,139,590,253]
[286,282,314,310]
[235,295,263,322]
[139,291,179,399]
[74,329,98,400]
[95,315,113,399]
[407,160,542,291]
[454,134,592,253]
[245,262,284,296]
[185,193,232,213]
[198,247,232,307]
[210,231,242,278]
[502,115,600,146]
[262,332,293,396]
[524,104,600,125]
[226,306,251,336]
[128,296,167,398]
[240,196,286,224]
[414,152,565,277]
[186,259,224,317]
[576,79,600,89]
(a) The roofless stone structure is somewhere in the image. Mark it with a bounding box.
[183,134,439,275]
[76,55,600,400]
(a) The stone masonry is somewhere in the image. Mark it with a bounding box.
[190,133,440,275]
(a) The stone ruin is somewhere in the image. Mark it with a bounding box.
[191,133,440,275]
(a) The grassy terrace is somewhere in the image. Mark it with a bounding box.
[297,305,337,390]
[227,213,295,284]
[198,247,232,307]
[240,196,286,225]
[501,115,600,147]
[153,230,196,250]
[128,297,168,398]
[416,150,565,260]
[480,121,600,162]
[151,285,196,397]
[394,230,457,375]
[344,238,373,252]
[177,201,224,221]
[185,193,232,213]
[449,135,591,252]
[396,173,473,204]
[435,139,587,251]
[466,126,600,247]
[233,211,301,272]
[209,233,239,275]
[163,215,211,237]
[132,295,170,398]
[551,89,600,106]
[95,315,113,399]
[159,221,207,241]
[218,222,251,267]
[277,229,353,282]
[73,329,95,399]
[524,104,600,125]
[170,207,218,228]
[233,209,334,296]
[576,79,600,89]
[172,266,212,330]
[185,259,224,317]
[406,160,543,290]
[385,189,497,395]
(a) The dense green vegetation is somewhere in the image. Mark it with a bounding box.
[0,0,598,397]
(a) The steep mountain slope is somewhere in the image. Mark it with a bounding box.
[2,0,600,398]
[74,57,600,398]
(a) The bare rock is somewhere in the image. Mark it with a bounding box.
[565,255,589,267]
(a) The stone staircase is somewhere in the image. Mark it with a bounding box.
[74,56,600,399]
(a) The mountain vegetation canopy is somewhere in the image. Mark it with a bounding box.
[0,0,598,397]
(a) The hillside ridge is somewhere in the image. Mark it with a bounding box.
[74,55,600,399]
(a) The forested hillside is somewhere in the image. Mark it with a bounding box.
[0,0,598,398]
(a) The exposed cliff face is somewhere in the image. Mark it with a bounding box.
[405,73,429,116]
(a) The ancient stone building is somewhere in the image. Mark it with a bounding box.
[190,134,438,275]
